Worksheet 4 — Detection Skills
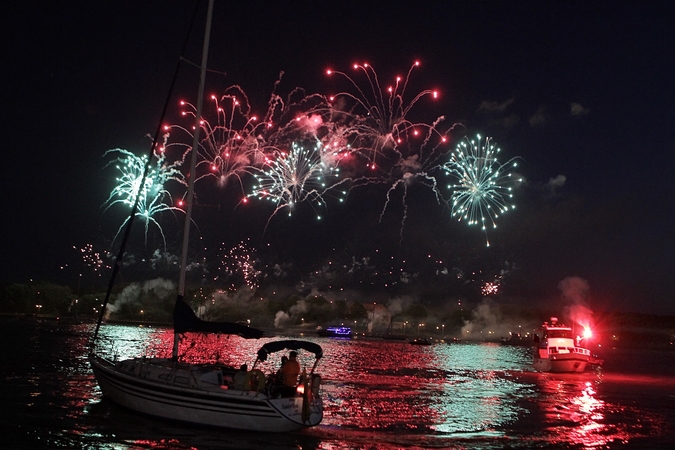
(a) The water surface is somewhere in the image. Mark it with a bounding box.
[1,318,674,449]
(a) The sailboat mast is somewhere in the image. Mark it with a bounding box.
[173,0,214,359]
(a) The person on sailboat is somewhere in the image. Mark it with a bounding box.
[275,355,288,385]
[233,364,248,390]
[280,351,300,387]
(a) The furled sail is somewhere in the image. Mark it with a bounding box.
[173,296,264,339]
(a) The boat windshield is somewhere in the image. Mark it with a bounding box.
[546,330,571,339]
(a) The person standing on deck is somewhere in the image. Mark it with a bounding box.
[280,351,300,387]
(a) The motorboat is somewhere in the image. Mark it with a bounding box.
[317,326,352,338]
[533,317,591,373]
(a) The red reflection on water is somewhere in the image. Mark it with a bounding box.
[318,339,443,431]
[534,372,667,447]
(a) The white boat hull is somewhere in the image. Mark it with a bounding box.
[533,353,589,373]
[90,355,322,432]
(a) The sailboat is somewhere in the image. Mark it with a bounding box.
[89,0,324,432]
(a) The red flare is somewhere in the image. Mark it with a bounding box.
[582,325,593,339]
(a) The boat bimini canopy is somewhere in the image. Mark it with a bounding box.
[257,340,323,362]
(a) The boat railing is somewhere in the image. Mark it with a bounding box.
[548,346,591,356]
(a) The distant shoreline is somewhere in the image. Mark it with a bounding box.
[2,313,673,350]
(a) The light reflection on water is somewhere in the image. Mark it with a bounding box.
[3,319,675,449]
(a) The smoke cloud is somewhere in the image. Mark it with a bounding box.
[558,276,594,326]
[105,277,176,320]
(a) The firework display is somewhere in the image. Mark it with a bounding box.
[102,145,185,246]
[103,62,522,251]
[443,135,522,246]
[216,239,261,289]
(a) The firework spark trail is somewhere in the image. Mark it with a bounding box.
[442,134,522,246]
[166,88,265,194]
[247,141,347,228]
[325,61,447,169]
[76,244,109,275]
[258,77,332,151]
[216,239,261,289]
[167,75,333,191]
[325,61,462,240]
[482,281,500,296]
[375,115,466,242]
[102,145,185,247]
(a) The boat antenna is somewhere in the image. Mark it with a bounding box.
[92,1,204,344]
[172,0,215,361]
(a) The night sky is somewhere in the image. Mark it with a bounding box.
[3,1,675,315]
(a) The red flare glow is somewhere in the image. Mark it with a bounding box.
[582,325,593,339]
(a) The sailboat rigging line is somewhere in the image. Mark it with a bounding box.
[173,0,215,360]
[179,56,227,78]
[92,0,203,344]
